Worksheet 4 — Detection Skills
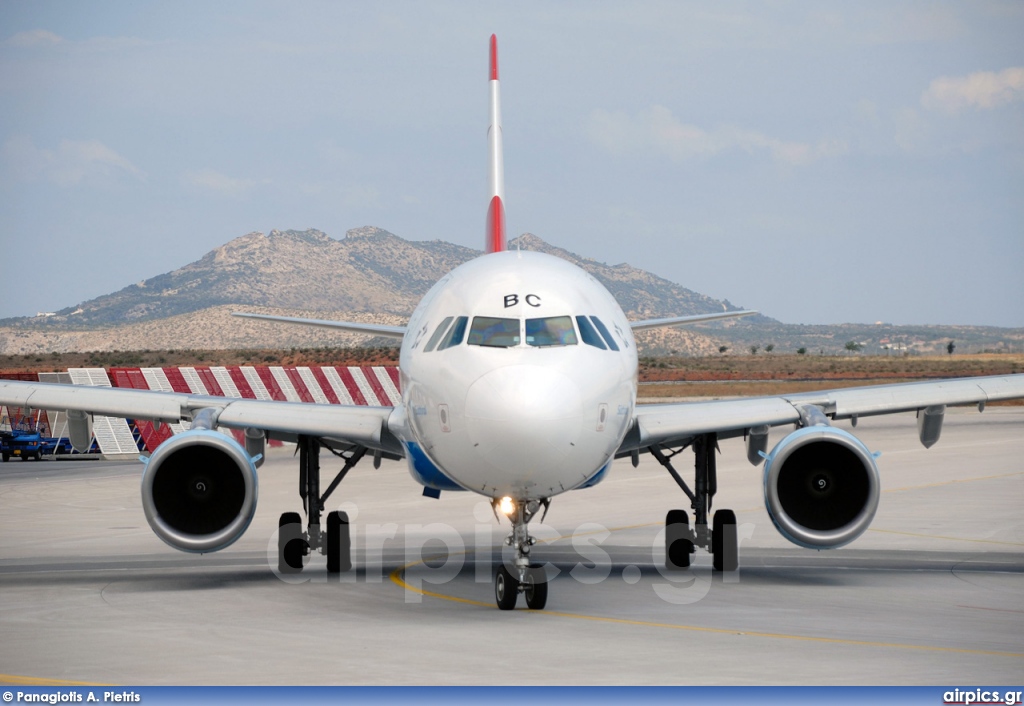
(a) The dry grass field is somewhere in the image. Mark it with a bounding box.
[1,349,1021,404]
[0,346,400,373]
[637,353,1024,403]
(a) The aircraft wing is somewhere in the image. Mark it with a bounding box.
[629,310,757,330]
[621,374,1024,452]
[233,312,407,339]
[0,379,399,453]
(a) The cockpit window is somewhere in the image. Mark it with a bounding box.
[525,316,578,347]
[589,316,620,351]
[423,316,454,352]
[576,316,607,350]
[468,317,521,347]
[437,316,468,350]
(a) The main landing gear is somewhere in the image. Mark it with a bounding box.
[278,435,367,575]
[652,432,738,572]
[493,498,550,610]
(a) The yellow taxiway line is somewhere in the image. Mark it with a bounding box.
[0,674,110,686]
[389,510,1024,661]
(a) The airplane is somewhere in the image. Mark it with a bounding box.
[2,35,1023,611]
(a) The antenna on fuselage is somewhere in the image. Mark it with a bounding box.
[485,34,506,254]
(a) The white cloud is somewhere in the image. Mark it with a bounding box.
[586,105,846,166]
[4,29,63,47]
[922,67,1024,113]
[183,169,260,198]
[2,136,144,186]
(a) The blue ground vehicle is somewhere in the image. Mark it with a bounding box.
[0,420,73,461]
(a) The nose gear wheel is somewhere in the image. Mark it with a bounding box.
[492,498,550,610]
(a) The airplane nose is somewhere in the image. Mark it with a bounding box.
[464,365,583,483]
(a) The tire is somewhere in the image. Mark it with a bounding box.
[326,510,351,574]
[524,564,548,610]
[1,453,8,463]
[712,509,738,572]
[278,511,306,574]
[665,509,693,569]
[495,565,518,610]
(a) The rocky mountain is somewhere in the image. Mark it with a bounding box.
[510,234,753,320]
[28,227,476,326]
[1,227,1020,356]
[11,227,753,328]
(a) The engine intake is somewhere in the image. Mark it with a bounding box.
[763,426,879,549]
[141,429,259,553]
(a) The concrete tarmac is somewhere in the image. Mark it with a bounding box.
[0,407,1021,685]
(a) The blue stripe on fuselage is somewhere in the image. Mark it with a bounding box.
[405,441,466,491]
[580,460,611,488]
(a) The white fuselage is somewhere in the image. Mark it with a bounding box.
[395,250,638,500]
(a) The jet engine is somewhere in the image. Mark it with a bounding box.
[141,429,259,553]
[762,426,879,549]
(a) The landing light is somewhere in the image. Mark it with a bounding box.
[498,496,515,516]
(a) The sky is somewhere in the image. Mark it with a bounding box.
[1,2,1022,327]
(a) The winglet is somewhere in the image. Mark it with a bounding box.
[486,34,506,253]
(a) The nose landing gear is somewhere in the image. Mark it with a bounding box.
[493,497,549,610]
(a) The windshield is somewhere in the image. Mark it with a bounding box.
[436,316,468,350]
[423,316,454,352]
[525,316,578,347]
[468,317,521,347]
[576,315,606,350]
[589,316,620,351]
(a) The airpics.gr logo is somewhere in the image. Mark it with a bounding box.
[943,689,1024,705]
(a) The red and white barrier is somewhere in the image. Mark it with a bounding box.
[108,365,401,452]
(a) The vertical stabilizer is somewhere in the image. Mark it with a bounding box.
[486,34,506,253]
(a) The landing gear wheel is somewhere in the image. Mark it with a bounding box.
[326,510,351,574]
[278,511,306,574]
[665,509,693,569]
[495,565,518,610]
[523,564,548,610]
[712,509,738,572]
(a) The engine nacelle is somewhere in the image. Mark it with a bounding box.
[762,426,879,549]
[141,429,259,553]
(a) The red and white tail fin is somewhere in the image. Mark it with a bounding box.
[485,34,506,253]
